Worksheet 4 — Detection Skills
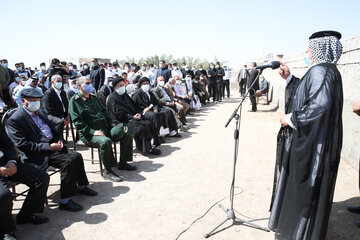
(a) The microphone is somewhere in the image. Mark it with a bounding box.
[256,61,280,70]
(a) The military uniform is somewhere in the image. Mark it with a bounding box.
[68,92,133,170]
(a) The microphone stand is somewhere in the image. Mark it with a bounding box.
[204,68,269,238]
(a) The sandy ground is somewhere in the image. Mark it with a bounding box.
[11,90,360,240]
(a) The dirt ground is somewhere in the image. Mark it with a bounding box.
[11,91,360,240]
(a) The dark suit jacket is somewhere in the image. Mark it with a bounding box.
[7,108,65,166]
[90,66,105,91]
[151,86,173,107]
[43,87,69,119]
[132,89,160,111]
[0,123,18,166]
[248,69,260,91]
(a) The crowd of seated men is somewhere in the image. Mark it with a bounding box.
[0,58,231,239]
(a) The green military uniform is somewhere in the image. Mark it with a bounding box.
[68,92,133,170]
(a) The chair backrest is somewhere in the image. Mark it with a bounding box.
[1,108,20,159]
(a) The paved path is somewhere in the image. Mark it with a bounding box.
[13,92,360,240]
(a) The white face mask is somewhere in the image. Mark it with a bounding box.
[158,81,165,87]
[54,81,63,90]
[84,65,89,70]
[26,100,40,112]
[199,68,203,71]
[141,66,146,71]
[116,86,126,95]
[173,67,178,70]
[108,67,113,71]
[69,66,74,71]
[41,66,46,71]
[71,83,78,89]
[141,84,150,92]
[125,67,129,71]
[176,80,181,85]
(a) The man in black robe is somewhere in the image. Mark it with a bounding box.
[132,77,180,138]
[107,78,161,155]
[269,31,344,240]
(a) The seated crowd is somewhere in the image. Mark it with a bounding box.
[0,57,231,239]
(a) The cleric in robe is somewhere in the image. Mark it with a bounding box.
[268,30,343,240]
[106,77,162,155]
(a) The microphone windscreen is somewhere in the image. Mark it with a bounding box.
[271,61,281,69]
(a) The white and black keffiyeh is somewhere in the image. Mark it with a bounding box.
[309,36,343,64]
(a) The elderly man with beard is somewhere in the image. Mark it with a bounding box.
[268,31,344,240]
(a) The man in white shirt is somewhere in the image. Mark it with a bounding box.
[223,65,231,98]
[171,63,183,79]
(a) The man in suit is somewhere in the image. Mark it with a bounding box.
[90,58,105,92]
[155,60,172,84]
[215,62,225,101]
[151,76,187,129]
[0,121,49,240]
[247,62,259,112]
[43,75,70,135]
[132,77,180,138]
[237,65,249,96]
[207,63,218,102]
[7,89,97,213]
[68,76,135,182]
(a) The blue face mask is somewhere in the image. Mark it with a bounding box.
[83,84,94,93]
[3,63,8,68]
[15,77,20,82]
[91,62,95,68]
[132,66,136,71]
[304,52,312,67]
[18,66,23,71]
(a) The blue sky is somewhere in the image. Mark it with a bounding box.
[1,0,359,68]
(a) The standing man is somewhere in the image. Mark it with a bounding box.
[207,63,218,102]
[156,60,172,84]
[247,62,259,112]
[42,75,70,136]
[215,62,225,101]
[223,65,231,98]
[269,31,344,240]
[237,65,248,96]
[90,58,105,92]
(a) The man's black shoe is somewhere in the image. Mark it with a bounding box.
[248,109,257,112]
[16,213,49,225]
[59,199,83,212]
[118,162,137,171]
[149,148,161,155]
[356,220,360,228]
[78,187,98,196]
[348,205,360,214]
[171,133,181,138]
[3,232,17,240]
[103,169,124,182]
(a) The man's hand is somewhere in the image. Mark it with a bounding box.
[64,116,70,126]
[189,93,193,98]
[0,166,12,177]
[278,62,291,80]
[49,141,62,151]
[154,109,158,113]
[280,115,289,127]
[168,102,175,107]
[353,99,360,116]
[5,162,17,176]
[94,130,105,136]
[134,113,141,120]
